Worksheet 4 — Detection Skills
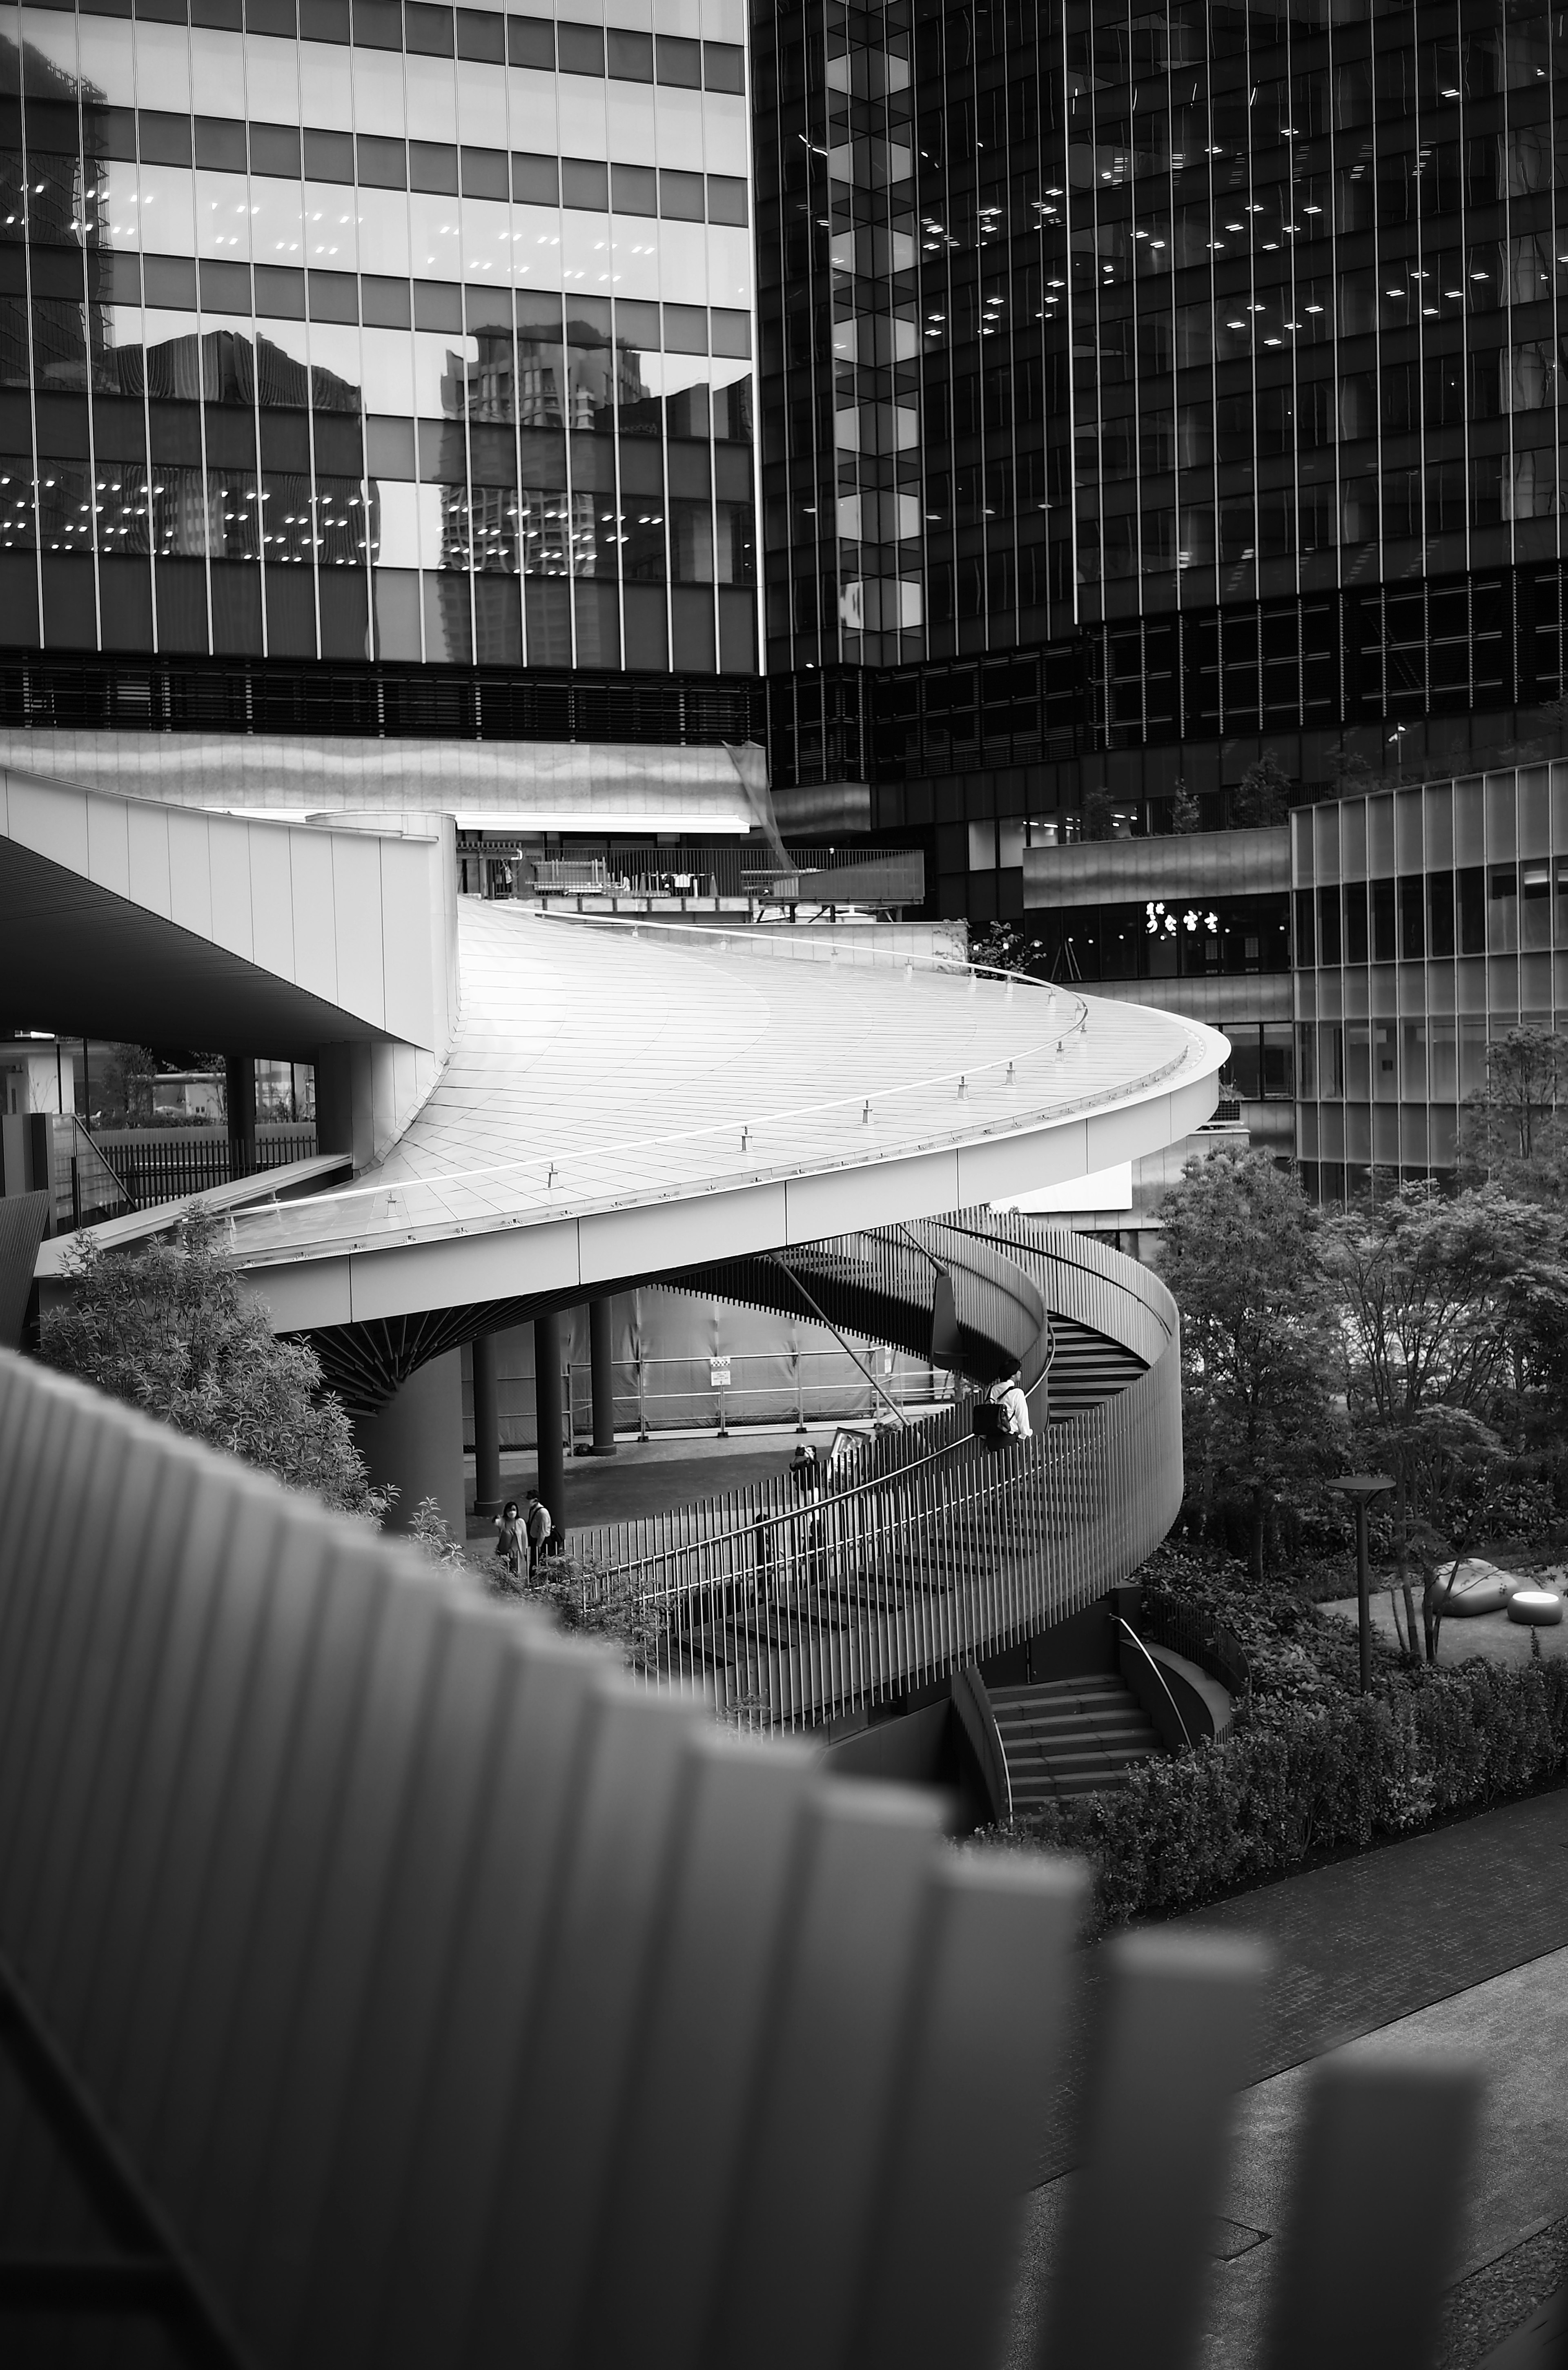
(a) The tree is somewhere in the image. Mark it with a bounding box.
[1154,1149,1343,1582]
[1459,1025,1568,1201]
[1329,746,1378,796]
[1171,779,1202,835]
[1328,1183,1568,1654]
[1229,751,1292,828]
[1081,785,1118,842]
[40,1210,380,1517]
[89,1042,156,1129]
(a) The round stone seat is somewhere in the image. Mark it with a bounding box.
[1507,1589,1564,1627]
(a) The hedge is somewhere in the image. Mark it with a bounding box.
[1013,1657,1568,1929]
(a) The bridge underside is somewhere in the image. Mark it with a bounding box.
[294,1207,1145,1420]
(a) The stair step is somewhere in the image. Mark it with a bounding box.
[991,1678,1127,1706]
[989,1664,1164,1809]
[1002,1728,1156,1759]
[996,1708,1155,1737]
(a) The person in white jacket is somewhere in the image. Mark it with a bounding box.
[989,1369,1032,1441]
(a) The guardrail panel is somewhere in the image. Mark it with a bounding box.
[575,1227,1183,1734]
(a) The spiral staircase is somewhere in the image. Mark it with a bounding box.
[571,1213,1186,1769]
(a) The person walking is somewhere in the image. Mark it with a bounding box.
[994,1368,1032,1441]
[980,1368,1031,1443]
[525,1486,554,1573]
[493,1499,526,1587]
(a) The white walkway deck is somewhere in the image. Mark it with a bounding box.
[232,908,1227,1330]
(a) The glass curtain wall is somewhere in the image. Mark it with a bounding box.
[1292,761,1568,1197]
[0,0,757,673]
[756,0,1568,829]
[1069,0,1564,633]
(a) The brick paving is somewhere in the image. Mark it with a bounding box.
[1180,1782,1568,2079]
[1033,1782,1568,2189]
[1012,1786,1568,2370]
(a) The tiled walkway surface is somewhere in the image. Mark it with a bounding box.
[1007,1785,1568,2370]
[229,904,1217,1261]
[462,1428,844,1533]
[1183,1784,1568,2077]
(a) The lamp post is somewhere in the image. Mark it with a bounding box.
[1332,1475,1395,1693]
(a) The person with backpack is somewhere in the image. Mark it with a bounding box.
[525,1487,555,1572]
[994,1368,1032,1441]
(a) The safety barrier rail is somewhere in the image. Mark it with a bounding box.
[1132,1596,1252,1704]
[45,1112,129,1233]
[99,1127,319,1212]
[469,842,926,906]
[574,1230,1182,1731]
[223,969,1104,1256]
[0,1344,1481,2370]
[564,1345,949,1442]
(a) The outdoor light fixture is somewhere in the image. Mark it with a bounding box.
[1331,1475,1395,1693]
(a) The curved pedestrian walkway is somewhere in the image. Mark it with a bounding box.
[1004,1784,1568,2370]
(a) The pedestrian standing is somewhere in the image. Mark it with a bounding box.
[525,1486,554,1573]
[494,1499,526,1587]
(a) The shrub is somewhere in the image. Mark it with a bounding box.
[41,1210,379,1518]
[1015,1658,1568,1931]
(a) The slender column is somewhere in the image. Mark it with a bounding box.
[352,1350,466,1542]
[589,1296,617,1457]
[535,1308,565,1537]
[472,1330,503,1513]
[226,1056,257,1172]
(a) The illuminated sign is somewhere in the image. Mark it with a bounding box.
[1145,900,1219,937]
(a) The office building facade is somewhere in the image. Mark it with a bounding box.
[1292,757,1568,1198]
[754,0,1568,911]
[0,0,759,748]
[1020,820,1296,1150]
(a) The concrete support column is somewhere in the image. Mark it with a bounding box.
[588,1295,617,1457]
[226,1056,257,1172]
[534,1308,565,1537]
[353,1348,466,1543]
[314,1040,431,1172]
[472,1330,503,1514]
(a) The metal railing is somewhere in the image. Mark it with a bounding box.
[1133,1597,1252,1703]
[0,1340,1479,2370]
[225,971,1105,1260]
[572,1232,1183,1731]
[46,1114,131,1234]
[565,1346,949,1441]
[1113,1613,1197,1755]
[473,843,927,908]
[99,1129,318,1213]
[953,1662,1014,1825]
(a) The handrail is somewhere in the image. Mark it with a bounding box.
[952,1663,1014,1827]
[572,1229,1184,1733]
[1112,1615,1197,1755]
[223,981,1133,1247]
[1133,1599,1252,1704]
[766,1252,912,1429]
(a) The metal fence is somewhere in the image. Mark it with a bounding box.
[0,1341,1478,2370]
[46,1114,130,1234]
[565,1347,949,1441]
[1135,1596,1252,1702]
[465,842,926,909]
[574,1233,1183,1731]
[100,1129,318,1210]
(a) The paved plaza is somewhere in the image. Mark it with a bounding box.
[1321,1589,1568,1674]
[1002,1785,1568,2370]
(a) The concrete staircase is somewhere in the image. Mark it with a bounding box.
[989,1672,1161,1809]
[1046,1317,1149,1421]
